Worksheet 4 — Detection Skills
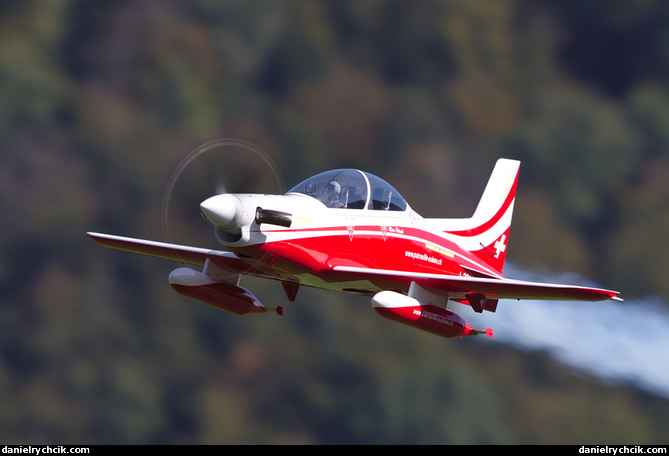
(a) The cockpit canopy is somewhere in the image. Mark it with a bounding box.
[287,169,408,211]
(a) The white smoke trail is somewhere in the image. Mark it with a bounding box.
[456,265,669,398]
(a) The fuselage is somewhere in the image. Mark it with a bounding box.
[208,169,505,297]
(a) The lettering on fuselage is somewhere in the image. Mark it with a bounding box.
[380,225,403,241]
[405,250,443,266]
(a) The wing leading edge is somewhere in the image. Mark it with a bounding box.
[86,232,250,274]
[332,265,622,302]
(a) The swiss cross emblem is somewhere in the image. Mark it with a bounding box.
[494,234,507,258]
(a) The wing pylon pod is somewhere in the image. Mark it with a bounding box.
[372,290,492,338]
[169,268,282,316]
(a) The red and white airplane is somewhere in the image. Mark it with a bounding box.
[88,158,621,339]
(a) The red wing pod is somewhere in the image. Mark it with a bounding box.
[169,267,269,315]
[372,291,492,338]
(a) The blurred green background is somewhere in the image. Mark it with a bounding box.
[1,0,669,444]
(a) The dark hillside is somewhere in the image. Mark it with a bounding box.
[1,0,668,444]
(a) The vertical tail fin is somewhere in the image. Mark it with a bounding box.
[427,159,520,275]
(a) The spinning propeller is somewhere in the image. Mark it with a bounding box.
[161,139,286,271]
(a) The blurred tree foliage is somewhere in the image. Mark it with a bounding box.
[1,0,669,444]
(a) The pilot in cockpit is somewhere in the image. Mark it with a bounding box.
[326,181,345,208]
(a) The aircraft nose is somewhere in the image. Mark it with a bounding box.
[200,194,244,230]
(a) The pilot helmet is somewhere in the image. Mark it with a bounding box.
[326,181,341,197]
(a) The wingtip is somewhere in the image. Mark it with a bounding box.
[86,232,103,243]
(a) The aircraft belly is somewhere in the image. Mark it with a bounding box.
[291,273,385,296]
[244,228,464,295]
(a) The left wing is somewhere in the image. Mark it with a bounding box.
[87,232,287,315]
[86,232,250,274]
[333,265,622,302]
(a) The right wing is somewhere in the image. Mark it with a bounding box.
[332,265,622,302]
[86,232,250,275]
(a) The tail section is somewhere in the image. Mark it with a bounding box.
[427,159,520,275]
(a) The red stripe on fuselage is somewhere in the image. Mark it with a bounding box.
[230,224,503,281]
